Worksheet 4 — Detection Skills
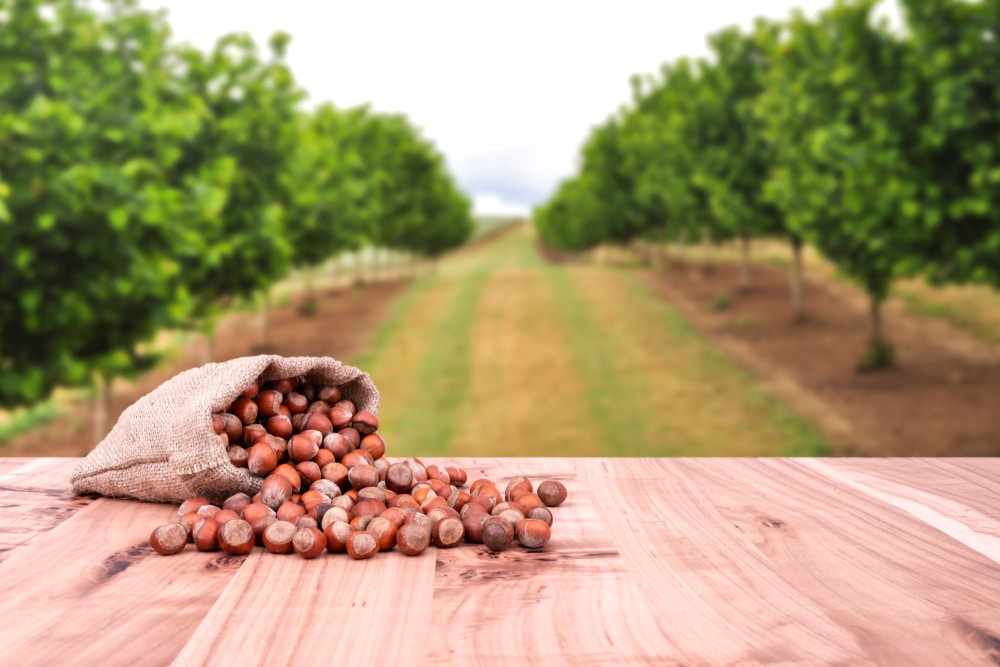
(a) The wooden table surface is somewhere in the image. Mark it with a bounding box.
[1,456,999,666]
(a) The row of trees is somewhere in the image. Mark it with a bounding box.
[535,0,1000,368]
[0,0,474,407]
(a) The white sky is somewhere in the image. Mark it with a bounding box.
[137,1,897,216]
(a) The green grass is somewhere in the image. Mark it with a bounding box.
[0,402,61,444]
[894,288,1000,344]
[352,225,828,458]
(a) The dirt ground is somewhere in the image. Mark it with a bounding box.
[3,280,408,457]
[637,259,1000,457]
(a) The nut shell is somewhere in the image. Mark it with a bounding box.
[150,523,189,555]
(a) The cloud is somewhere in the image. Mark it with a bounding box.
[472,193,530,217]
[140,0,861,212]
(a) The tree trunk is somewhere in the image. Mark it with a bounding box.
[93,372,111,449]
[739,235,751,289]
[675,228,686,263]
[790,236,804,321]
[701,227,713,273]
[869,294,882,348]
[202,330,214,365]
[258,291,270,347]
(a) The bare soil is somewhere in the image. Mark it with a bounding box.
[637,259,1000,457]
[3,280,408,457]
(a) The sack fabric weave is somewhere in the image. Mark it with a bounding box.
[71,355,379,504]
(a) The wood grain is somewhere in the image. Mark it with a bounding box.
[0,457,90,563]
[1,457,999,666]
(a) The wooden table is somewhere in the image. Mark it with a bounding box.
[1,457,999,665]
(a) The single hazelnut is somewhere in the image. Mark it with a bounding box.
[537,480,568,507]
[348,464,380,490]
[301,412,334,437]
[323,520,354,553]
[230,397,258,425]
[150,523,189,555]
[515,518,552,549]
[218,519,255,554]
[260,473,294,510]
[327,406,353,430]
[265,414,293,439]
[431,517,464,548]
[247,442,278,477]
[178,496,211,517]
[481,516,513,552]
[396,523,431,556]
[193,517,221,552]
[346,530,379,560]
[228,445,249,469]
[256,389,284,419]
[283,391,309,414]
[317,385,342,403]
[367,516,398,551]
[292,527,327,559]
[351,410,379,436]
[263,520,297,554]
[360,433,386,460]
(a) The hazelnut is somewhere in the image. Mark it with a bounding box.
[301,412,334,437]
[323,521,354,553]
[283,391,309,414]
[256,389,284,419]
[516,518,552,549]
[385,462,414,494]
[230,397,258,425]
[292,527,327,559]
[360,433,386,460]
[396,523,431,556]
[289,431,321,462]
[263,520,297,554]
[265,414,293,439]
[537,480,568,507]
[219,519,255,555]
[351,410,379,436]
[527,506,554,526]
[327,406,353,430]
[260,474,294,510]
[431,517,464,548]
[316,385,342,403]
[150,523,189,555]
[348,464,379,490]
[346,530,378,560]
[481,516,513,552]
[178,496,211,517]
[247,442,278,476]
[367,516,398,551]
[193,517,221,551]
[227,445,248,468]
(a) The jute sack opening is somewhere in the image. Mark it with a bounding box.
[71,355,379,504]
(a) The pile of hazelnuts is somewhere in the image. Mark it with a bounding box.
[149,376,568,560]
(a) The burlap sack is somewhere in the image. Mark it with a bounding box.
[70,355,379,504]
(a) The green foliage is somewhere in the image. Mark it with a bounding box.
[711,292,733,311]
[537,0,1000,370]
[0,0,472,408]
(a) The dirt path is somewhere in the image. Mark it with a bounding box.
[638,259,1000,456]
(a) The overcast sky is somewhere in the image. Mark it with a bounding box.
[137,1,895,216]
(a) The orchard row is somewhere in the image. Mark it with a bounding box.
[0,0,474,406]
[535,0,999,368]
